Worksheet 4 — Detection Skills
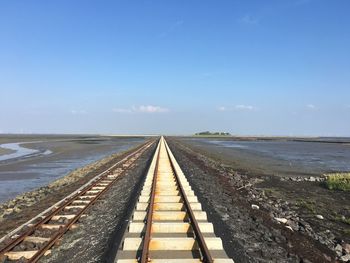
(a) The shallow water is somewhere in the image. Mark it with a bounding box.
[0,142,51,162]
[207,139,350,172]
[0,137,145,203]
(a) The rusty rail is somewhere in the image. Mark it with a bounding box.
[0,139,154,262]
[138,138,213,263]
[140,141,160,263]
[164,139,214,263]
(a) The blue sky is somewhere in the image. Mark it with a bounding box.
[0,0,349,136]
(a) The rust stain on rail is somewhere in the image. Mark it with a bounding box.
[0,140,155,262]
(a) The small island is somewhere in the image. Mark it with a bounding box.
[194,131,231,136]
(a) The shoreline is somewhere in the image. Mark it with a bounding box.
[0,136,146,203]
[190,135,350,144]
[167,137,350,262]
[0,139,150,238]
[181,137,350,177]
[0,142,47,162]
[0,148,15,157]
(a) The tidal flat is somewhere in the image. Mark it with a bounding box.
[171,137,350,244]
[0,134,146,203]
[184,136,350,177]
[167,137,350,262]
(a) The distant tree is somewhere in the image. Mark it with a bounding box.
[194,131,231,136]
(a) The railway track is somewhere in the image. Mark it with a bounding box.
[0,140,155,262]
[115,137,233,262]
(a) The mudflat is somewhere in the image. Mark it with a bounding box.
[0,135,146,202]
[181,137,350,177]
[0,139,154,239]
[168,136,350,262]
[0,148,15,156]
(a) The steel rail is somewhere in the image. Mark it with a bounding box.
[29,159,137,263]
[2,169,114,254]
[0,140,154,262]
[164,139,214,263]
[140,139,161,263]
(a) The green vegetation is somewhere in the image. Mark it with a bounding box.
[334,215,350,225]
[194,131,231,136]
[263,188,277,197]
[324,173,350,191]
[297,198,317,214]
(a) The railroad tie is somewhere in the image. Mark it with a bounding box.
[115,137,234,263]
[0,141,154,262]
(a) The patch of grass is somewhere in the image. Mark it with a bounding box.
[343,218,350,225]
[334,216,350,225]
[263,188,276,197]
[297,198,317,214]
[324,173,350,191]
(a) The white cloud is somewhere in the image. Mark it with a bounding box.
[134,105,169,113]
[235,105,256,111]
[71,110,87,115]
[113,105,169,114]
[217,105,257,112]
[306,104,317,110]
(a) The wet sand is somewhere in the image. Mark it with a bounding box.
[0,139,155,239]
[0,135,147,203]
[0,148,15,156]
[167,139,331,262]
[168,136,350,261]
[179,137,350,177]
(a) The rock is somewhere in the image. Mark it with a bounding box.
[335,244,343,257]
[5,208,13,214]
[285,226,293,231]
[251,204,259,210]
[275,217,288,224]
[340,254,350,262]
[222,213,229,221]
[323,253,332,262]
[316,214,324,220]
[309,176,316,182]
[343,243,350,254]
[273,234,283,243]
[13,207,21,213]
[7,201,16,208]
